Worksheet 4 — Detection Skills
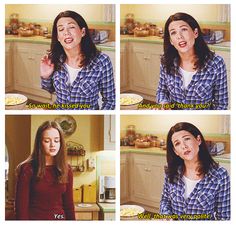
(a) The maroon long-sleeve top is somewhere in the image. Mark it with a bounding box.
[15,163,75,220]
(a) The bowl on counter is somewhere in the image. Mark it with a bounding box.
[18,29,34,37]
[120,204,145,220]
[5,93,28,110]
[120,93,143,110]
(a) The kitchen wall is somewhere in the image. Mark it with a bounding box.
[5,115,31,199]
[121,4,230,40]
[5,4,115,40]
[120,115,230,136]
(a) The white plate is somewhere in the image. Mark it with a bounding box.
[77,203,92,208]
[120,205,145,217]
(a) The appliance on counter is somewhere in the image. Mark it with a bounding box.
[89,29,110,44]
[99,176,115,203]
[202,29,225,44]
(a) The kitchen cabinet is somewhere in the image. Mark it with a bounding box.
[104,115,115,150]
[128,42,162,101]
[74,203,100,220]
[120,153,129,204]
[130,153,165,212]
[120,42,128,92]
[98,203,115,220]
[5,42,13,92]
[13,42,51,102]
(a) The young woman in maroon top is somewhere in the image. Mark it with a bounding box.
[15,121,75,220]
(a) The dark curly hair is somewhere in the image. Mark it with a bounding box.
[162,12,214,74]
[166,122,218,183]
[49,10,99,71]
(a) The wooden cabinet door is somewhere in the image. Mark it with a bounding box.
[131,155,148,200]
[14,43,32,89]
[120,154,129,203]
[5,42,13,91]
[148,157,165,206]
[13,42,51,99]
[120,42,128,92]
[129,43,148,93]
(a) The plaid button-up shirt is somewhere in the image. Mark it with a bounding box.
[160,166,230,220]
[156,54,228,110]
[41,52,115,110]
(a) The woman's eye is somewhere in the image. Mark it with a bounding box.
[58,28,64,32]
[43,139,50,143]
[184,137,190,141]
[170,31,176,36]
[54,139,60,143]
[174,142,180,147]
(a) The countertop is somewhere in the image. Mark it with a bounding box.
[97,203,116,212]
[74,203,100,212]
[5,35,115,51]
[120,146,230,163]
[120,35,230,52]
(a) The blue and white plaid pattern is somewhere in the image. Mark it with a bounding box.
[41,52,115,110]
[156,54,228,110]
[160,166,230,220]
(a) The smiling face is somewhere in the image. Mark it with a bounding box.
[168,20,198,55]
[171,130,201,163]
[57,17,85,51]
[41,127,61,157]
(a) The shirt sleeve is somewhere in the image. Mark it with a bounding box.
[41,74,55,93]
[62,166,75,220]
[212,57,228,110]
[156,64,170,104]
[160,174,173,215]
[99,55,116,110]
[215,168,230,220]
[15,164,33,220]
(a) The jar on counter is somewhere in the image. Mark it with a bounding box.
[126,125,136,136]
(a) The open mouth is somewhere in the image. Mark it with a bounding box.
[49,149,56,153]
[184,150,191,155]
[178,41,187,48]
[64,38,73,44]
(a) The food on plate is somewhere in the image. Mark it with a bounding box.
[120,207,141,217]
[5,96,25,105]
[120,97,142,105]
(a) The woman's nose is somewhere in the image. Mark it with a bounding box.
[50,141,55,147]
[176,31,183,39]
[64,28,71,36]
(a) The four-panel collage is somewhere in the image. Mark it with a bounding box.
[4,2,231,222]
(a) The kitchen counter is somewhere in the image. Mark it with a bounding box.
[120,35,230,52]
[5,35,115,51]
[97,203,116,212]
[98,203,116,220]
[74,203,100,220]
[120,146,230,163]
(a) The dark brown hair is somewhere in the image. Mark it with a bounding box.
[16,121,68,183]
[162,12,214,74]
[49,10,99,70]
[166,122,218,183]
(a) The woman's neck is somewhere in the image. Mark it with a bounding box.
[179,51,197,72]
[65,47,83,68]
[184,160,202,180]
[45,156,55,166]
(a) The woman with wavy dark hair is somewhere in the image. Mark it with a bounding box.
[156,12,228,110]
[160,122,230,220]
[40,10,115,110]
[15,121,75,220]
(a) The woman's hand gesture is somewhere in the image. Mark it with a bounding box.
[40,55,54,79]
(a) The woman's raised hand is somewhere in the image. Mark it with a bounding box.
[40,55,54,79]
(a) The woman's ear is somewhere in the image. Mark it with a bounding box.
[196,135,201,145]
[194,28,198,38]
[81,28,86,37]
